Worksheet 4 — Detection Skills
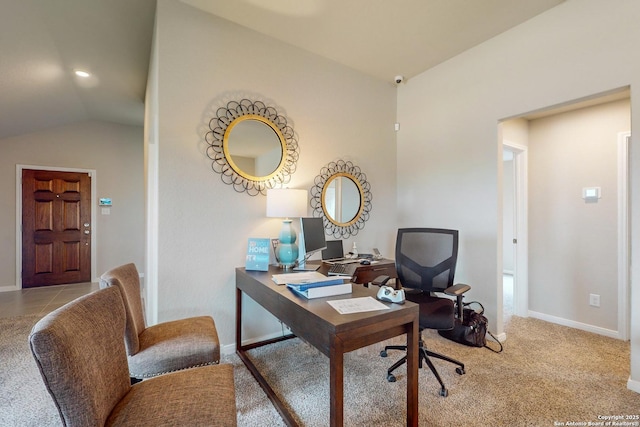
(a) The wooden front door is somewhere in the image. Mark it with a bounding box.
[22,169,92,288]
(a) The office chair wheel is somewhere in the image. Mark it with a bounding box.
[380,350,388,357]
[439,388,448,397]
[387,373,396,382]
[456,367,465,375]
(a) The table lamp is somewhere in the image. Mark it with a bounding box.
[266,188,308,268]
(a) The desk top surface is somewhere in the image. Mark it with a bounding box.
[236,265,416,334]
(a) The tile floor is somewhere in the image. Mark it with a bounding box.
[0,282,100,318]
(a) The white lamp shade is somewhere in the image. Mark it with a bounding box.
[266,189,308,218]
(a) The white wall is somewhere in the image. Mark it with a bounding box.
[150,0,397,348]
[0,121,145,287]
[528,99,629,332]
[397,0,640,389]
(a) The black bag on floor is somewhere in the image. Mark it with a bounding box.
[438,301,503,353]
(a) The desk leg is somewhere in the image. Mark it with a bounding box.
[406,317,419,426]
[235,286,298,426]
[235,287,242,350]
[329,339,344,427]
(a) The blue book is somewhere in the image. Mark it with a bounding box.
[288,282,352,299]
[286,277,346,292]
[246,238,270,271]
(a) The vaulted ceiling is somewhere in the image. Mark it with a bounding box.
[0,0,564,140]
[0,0,156,139]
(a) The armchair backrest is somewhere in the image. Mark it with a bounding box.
[29,286,131,427]
[99,263,146,355]
[395,228,458,293]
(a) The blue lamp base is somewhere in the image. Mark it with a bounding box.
[277,219,299,269]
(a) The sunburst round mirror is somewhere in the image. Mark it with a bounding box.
[205,99,299,196]
[310,160,372,238]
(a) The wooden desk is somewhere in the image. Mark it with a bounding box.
[236,266,419,427]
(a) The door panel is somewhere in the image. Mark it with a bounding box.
[22,169,91,288]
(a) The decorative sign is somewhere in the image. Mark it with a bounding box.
[99,198,112,206]
[246,238,270,271]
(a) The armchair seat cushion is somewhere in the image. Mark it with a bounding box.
[107,363,236,427]
[130,316,220,378]
[100,263,222,379]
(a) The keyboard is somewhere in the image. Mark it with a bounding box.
[329,258,360,264]
[327,263,357,277]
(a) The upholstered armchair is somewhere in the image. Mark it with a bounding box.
[29,286,237,426]
[100,263,220,379]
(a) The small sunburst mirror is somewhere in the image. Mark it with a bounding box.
[310,160,372,238]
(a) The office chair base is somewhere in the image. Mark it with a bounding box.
[381,339,464,397]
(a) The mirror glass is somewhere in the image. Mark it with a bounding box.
[323,175,361,224]
[225,118,284,179]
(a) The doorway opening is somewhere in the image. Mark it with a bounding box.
[502,143,528,322]
[499,87,630,340]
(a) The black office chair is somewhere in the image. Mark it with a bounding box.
[380,228,470,397]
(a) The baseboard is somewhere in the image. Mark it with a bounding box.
[627,377,640,394]
[528,310,620,339]
[227,330,510,355]
[489,332,507,343]
[0,285,20,293]
[221,343,236,356]
[222,330,290,356]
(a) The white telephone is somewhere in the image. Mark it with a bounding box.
[376,285,405,304]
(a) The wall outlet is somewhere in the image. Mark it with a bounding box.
[589,294,600,307]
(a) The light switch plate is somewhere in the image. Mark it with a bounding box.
[582,187,601,202]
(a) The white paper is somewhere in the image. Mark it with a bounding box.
[327,296,390,314]
[272,271,329,285]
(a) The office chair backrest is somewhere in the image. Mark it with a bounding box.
[395,228,458,293]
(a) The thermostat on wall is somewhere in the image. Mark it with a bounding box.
[582,187,600,202]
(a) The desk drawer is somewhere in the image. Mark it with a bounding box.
[352,263,396,285]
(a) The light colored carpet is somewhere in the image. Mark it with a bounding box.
[1,314,637,426]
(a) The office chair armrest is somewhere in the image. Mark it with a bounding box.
[443,283,471,296]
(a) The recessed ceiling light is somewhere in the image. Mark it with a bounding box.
[74,70,91,78]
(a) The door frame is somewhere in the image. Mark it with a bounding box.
[502,142,529,318]
[14,165,98,290]
[618,131,630,341]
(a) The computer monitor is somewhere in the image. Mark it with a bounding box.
[322,240,344,261]
[296,217,327,270]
